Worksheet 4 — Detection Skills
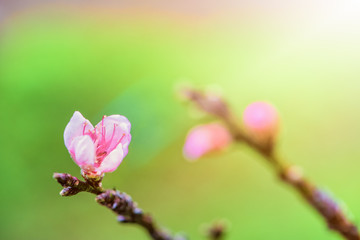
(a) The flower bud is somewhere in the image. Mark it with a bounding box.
[183,123,232,161]
[243,102,279,145]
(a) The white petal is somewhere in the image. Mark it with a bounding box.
[97,143,124,173]
[71,135,95,167]
[64,111,94,149]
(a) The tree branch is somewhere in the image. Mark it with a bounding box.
[207,222,226,240]
[96,190,172,240]
[182,88,360,240]
[53,173,173,240]
[53,173,103,196]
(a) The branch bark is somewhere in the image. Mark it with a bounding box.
[207,222,226,240]
[53,173,173,240]
[182,88,360,240]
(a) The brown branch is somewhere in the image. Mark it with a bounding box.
[96,190,172,240]
[182,88,360,240]
[53,173,104,196]
[53,173,173,240]
[207,222,226,240]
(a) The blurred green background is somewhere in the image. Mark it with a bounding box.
[1,1,360,239]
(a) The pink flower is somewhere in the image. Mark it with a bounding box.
[183,123,232,161]
[243,102,278,140]
[64,111,131,176]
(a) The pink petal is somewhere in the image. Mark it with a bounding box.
[70,135,95,167]
[120,133,132,157]
[243,102,278,134]
[95,115,131,153]
[97,143,124,173]
[208,124,232,150]
[64,111,94,150]
[183,123,231,161]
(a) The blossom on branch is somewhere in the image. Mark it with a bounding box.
[183,123,232,161]
[242,101,278,143]
[64,111,131,176]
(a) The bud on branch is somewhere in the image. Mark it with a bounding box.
[182,88,360,240]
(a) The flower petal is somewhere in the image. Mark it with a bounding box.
[183,125,213,161]
[183,123,231,161]
[64,111,94,150]
[207,123,232,150]
[95,115,131,153]
[120,133,131,157]
[70,135,95,167]
[97,143,124,173]
[243,102,278,136]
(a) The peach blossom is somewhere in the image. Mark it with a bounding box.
[243,102,278,139]
[64,111,131,176]
[183,123,231,161]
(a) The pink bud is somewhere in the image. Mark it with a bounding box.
[64,111,131,176]
[242,102,279,140]
[183,123,232,161]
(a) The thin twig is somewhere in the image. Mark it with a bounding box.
[96,190,172,240]
[53,172,104,196]
[207,222,226,240]
[182,88,360,240]
[53,173,173,240]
